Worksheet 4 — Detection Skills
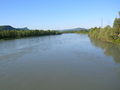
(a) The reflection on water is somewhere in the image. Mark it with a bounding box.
[90,38,120,63]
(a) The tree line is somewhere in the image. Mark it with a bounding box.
[89,13,120,44]
[62,30,89,34]
[0,30,61,40]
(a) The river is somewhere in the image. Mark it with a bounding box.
[0,34,120,90]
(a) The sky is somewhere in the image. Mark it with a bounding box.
[0,0,119,30]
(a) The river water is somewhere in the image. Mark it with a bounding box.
[0,34,120,90]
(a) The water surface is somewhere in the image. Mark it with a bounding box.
[0,34,120,90]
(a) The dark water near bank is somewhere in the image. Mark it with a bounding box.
[0,34,120,90]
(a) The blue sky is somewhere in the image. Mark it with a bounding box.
[0,0,119,30]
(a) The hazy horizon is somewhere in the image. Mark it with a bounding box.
[0,0,119,30]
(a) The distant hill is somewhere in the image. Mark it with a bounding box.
[16,27,29,30]
[0,25,29,30]
[61,28,87,31]
[0,25,15,30]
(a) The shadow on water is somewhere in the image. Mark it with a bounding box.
[90,38,120,63]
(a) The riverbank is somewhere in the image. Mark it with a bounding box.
[89,27,120,45]
[0,30,61,40]
[62,30,89,34]
[89,17,120,45]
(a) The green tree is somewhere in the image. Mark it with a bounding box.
[113,18,120,34]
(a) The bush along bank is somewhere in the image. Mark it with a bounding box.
[89,14,120,44]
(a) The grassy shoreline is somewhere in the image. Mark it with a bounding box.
[89,16,120,45]
[88,27,120,45]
